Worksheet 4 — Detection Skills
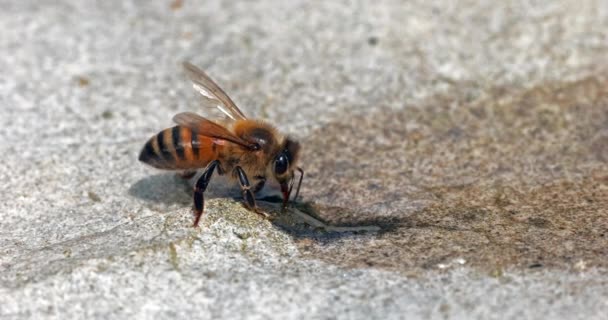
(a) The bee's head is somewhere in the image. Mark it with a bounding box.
[272,137,303,207]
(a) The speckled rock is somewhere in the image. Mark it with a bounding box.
[1,1,607,319]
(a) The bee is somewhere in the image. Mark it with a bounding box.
[139,62,304,227]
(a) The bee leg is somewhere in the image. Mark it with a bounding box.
[192,160,219,227]
[234,167,270,218]
[178,170,197,180]
[252,176,266,194]
[234,166,255,208]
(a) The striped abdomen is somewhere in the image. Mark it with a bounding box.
[138,126,222,170]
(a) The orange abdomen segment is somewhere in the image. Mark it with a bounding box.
[138,126,222,170]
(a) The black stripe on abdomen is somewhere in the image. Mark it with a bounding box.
[191,132,200,159]
[157,129,174,163]
[138,139,156,163]
[173,126,185,160]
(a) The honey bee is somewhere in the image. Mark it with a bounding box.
[139,62,303,227]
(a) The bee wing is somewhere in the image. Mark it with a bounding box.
[173,112,256,150]
[183,62,248,121]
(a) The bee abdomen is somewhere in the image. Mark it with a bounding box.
[139,126,216,170]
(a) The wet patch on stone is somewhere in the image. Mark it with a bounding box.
[293,75,608,273]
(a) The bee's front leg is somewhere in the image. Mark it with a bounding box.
[234,167,270,218]
[252,175,266,194]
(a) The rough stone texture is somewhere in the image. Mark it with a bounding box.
[1,0,607,319]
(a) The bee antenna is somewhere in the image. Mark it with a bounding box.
[293,167,304,204]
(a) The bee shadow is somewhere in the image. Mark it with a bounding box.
[129,175,405,242]
[128,173,240,206]
[258,198,406,242]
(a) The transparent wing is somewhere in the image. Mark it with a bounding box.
[183,61,247,121]
[173,112,256,150]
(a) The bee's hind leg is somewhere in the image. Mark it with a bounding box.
[234,167,270,218]
[192,161,219,227]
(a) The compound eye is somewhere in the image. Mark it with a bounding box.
[274,153,289,175]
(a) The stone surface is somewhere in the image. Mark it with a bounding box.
[1,0,607,319]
